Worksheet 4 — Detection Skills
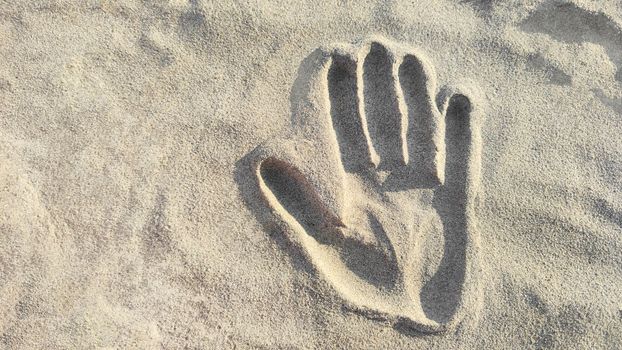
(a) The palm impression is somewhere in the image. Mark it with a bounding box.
[250,38,483,333]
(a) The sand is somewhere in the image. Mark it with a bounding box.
[1,0,621,349]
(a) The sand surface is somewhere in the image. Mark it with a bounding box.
[1,1,621,348]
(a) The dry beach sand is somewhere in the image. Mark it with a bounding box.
[1,0,621,348]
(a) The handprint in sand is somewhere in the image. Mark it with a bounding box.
[249,38,483,333]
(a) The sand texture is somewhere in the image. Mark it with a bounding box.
[1,1,621,349]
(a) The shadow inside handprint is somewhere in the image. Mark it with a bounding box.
[260,159,400,291]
